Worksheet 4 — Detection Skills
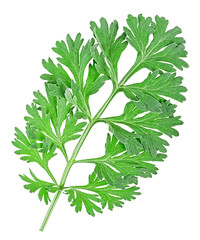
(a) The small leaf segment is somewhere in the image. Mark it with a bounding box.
[12,14,188,231]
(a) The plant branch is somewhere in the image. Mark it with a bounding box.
[39,190,62,232]
[39,59,143,231]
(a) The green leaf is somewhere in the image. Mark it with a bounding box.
[77,134,166,189]
[123,89,163,112]
[93,134,166,187]
[13,127,44,165]
[123,14,153,54]
[107,101,182,137]
[88,172,140,210]
[32,84,86,145]
[61,112,87,143]
[52,33,94,88]
[71,81,91,118]
[64,88,77,106]
[13,83,86,172]
[47,79,68,98]
[64,172,140,213]
[56,98,72,129]
[64,85,90,119]
[91,18,128,82]
[24,103,58,142]
[109,123,143,155]
[40,58,71,87]
[13,15,188,228]
[124,14,188,73]
[84,63,109,101]
[104,101,182,156]
[122,71,187,112]
[132,127,168,157]
[41,137,57,162]
[19,169,58,205]
[12,127,57,167]
[42,33,111,120]
[90,45,110,78]
[65,188,102,216]
[33,84,58,128]
[42,35,96,120]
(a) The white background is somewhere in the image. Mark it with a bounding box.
[0,0,200,239]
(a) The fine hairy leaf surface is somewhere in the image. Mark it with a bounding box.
[90,18,128,82]
[124,14,188,74]
[13,83,87,190]
[12,126,57,169]
[12,14,188,230]
[64,172,140,215]
[77,134,166,189]
[103,101,182,157]
[40,58,71,88]
[20,169,58,204]
[121,70,187,112]
[30,84,86,147]
[52,33,94,88]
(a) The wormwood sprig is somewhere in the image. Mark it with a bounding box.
[12,14,188,231]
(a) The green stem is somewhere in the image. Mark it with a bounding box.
[71,122,95,161]
[93,89,117,121]
[59,158,75,188]
[59,120,95,188]
[39,60,143,231]
[39,122,94,231]
[39,190,62,232]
